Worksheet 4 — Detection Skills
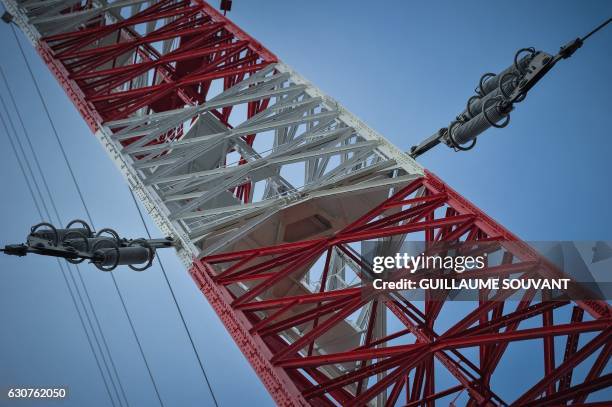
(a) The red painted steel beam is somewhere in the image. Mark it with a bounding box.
[236,287,362,312]
[404,384,465,407]
[572,342,612,404]
[277,343,427,369]
[521,373,612,407]
[559,306,584,391]
[36,0,277,131]
[196,170,611,404]
[512,329,611,405]
[190,260,309,406]
[299,354,415,401]
[425,170,611,320]
[435,320,611,350]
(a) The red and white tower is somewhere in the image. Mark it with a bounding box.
[2,1,610,405]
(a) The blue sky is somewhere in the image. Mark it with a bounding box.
[0,1,611,406]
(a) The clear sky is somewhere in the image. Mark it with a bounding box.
[0,1,611,406]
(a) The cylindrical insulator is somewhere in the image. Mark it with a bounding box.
[31,227,91,243]
[62,237,113,252]
[95,246,152,267]
[450,103,510,146]
[478,55,531,96]
[462,75,518,119]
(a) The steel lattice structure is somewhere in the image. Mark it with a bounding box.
[3,0,610,405]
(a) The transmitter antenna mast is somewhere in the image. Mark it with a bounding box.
[1,1,610,405]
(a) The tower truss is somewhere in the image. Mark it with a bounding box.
[3,0,610,405]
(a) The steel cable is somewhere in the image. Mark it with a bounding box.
[0,107,118,407]
[0,66,130,407]
[10,24,165,407]
[128,189,220,407]
[581,17,611,42]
